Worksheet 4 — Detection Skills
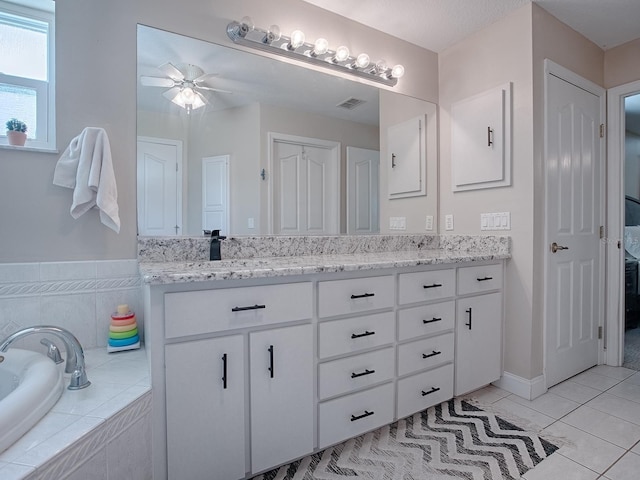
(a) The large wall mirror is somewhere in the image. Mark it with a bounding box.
[137,24,437,236]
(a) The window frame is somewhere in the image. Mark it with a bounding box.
[0,0,55,150]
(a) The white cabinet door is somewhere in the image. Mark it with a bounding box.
[165,335,245,480]
[451,83,511,191]
[250,324,314,473]
[387,115,426,198]
[455,293,502,395]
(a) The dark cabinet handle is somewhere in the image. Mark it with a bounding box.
[466,308,472,329]
[476,276,493,282]
[422,387,441,396]
[351,410,374,422]
[423,317,442,324]
[351,331,375,339]
[351,293,375,299]
[488,126,494,146]
[222,353,228,389]
[422,350,442,359]
[351,368,375,378]
[232,304,266,312]
[268,345,274,378]
[423,283,443,289]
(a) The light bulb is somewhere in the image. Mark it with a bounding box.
[263,25,281,44]
[289,30,306,49]
[239,16,254,37]
[181,87,195,103]
[312,38,329,56]
[355,53,370,69]
[391,64,405,79]
[334,45,350,63]
[374,59,388,74]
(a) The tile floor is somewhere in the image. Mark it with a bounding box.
[463,365,640,480]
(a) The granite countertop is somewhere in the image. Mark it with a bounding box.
[139,248,511,284]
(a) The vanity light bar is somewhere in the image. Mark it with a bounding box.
[226,17,405,87]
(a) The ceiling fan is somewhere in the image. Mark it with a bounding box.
[140,62,231,113]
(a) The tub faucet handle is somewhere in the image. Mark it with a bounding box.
[40,338,64,364]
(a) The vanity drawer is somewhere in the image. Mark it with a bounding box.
[398,301,455,341]
[397,364,454,419]
[398,269,456,305]
[457,264,503,295]
[318,347,395,400]
[164,282,312,338]
[318,382,394,449]
[318,275,394,318]
[318,312,395,359]
[397,332,454,376]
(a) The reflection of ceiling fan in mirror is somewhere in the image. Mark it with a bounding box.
[139,62,231,114]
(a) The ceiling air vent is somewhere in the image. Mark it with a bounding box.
[336,97,366,110]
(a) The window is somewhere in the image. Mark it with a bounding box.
[0,0,55,149]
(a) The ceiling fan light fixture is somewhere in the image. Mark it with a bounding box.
[226,17,404,87]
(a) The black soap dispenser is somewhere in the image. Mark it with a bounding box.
[209,229,226,261]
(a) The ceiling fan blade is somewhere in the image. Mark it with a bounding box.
[158,62,184,81]
[193,73,218,85]
[140,76,175,87]
[196,85,233,94]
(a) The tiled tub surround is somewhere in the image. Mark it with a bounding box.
[0,260,148,479]
[138,233,510,263]
[0,347,151,480]
[0,260,143,351]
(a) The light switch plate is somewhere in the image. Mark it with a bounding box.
[480,212,510,230]
[248,218,255,229]
[445,214,454,231]
[425,215,434,231]
[390,216,407,230]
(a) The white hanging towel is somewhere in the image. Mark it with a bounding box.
[53,127,120,233]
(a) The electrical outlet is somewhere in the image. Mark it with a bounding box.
[445,214,454,231]
[425,215,433,231]
[390,216,406,230]
[248,218,255,229]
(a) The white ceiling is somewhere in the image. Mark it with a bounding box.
[302,0,640,52]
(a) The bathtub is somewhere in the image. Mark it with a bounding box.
[0,348,64,454]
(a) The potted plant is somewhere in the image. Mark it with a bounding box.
[6,118,27,146]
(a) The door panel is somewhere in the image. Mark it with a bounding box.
[545,72,603,387]
[137,139,181,235]
[347,147,380,234]
[273,139,338,234]
[202,155,229,235]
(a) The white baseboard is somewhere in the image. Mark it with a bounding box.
[492,372,547,400]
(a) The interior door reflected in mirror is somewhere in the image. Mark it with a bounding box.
[136,24,437,236]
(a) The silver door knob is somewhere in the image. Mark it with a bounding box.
[550,242,569,253]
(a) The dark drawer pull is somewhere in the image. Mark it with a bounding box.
[351,292,375,299]
[423,317,442,324]
[351,410,374,422]
[268,345,274,378]
[231,304,266,312]
[351,368,375,379]
[422,387,441,396]
[466,308,472,329]
[423,283,443,289]
[222,353,228,389]
[422,350,442,359]
[351,330,375,339]
[476,276,493,282]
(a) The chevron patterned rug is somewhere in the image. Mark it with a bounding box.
[252,399,558,480]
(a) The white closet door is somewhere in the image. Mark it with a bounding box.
[387,115,424,197]
[202,155,229,235]
[137,138,182,235]
[273,140,338,234]
[347,146,380,234]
